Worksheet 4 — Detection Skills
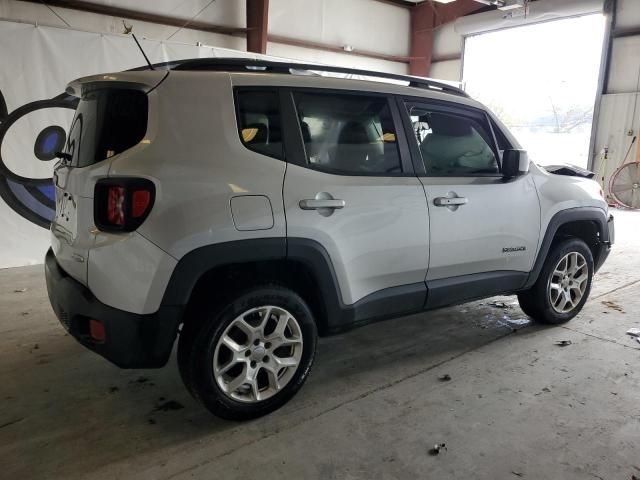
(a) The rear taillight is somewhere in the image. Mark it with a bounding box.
[107,186,126,226]
[94,178,155,232]
[132,190,152,218]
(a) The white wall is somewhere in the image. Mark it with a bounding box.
[0,0,409,73]
[0,0,246,49]
[431,23,463,81]
[269,0,409,57]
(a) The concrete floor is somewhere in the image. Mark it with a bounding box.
[1,209,639,480]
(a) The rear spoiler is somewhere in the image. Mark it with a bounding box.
[66,71,168,98]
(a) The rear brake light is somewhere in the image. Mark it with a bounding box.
[94,178,155,232]
[132,190,151,218]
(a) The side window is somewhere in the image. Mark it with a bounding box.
[236,90,283,160]
[407,104,499,176]
[293,92,402,175]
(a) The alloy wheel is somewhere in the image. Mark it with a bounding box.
[548,251,589,314]
[213,306,303,403]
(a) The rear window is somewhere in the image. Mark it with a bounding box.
[235,90,284,160]
[293,92,402,175]
[65,89,148,167]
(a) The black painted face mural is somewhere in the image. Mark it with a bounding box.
[0,88,78,228]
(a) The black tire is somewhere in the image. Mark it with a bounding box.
[178,285,317,420]
[517,238,594,324]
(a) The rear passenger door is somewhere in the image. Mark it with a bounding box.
[399,98,540,303]
[282,90,429,307]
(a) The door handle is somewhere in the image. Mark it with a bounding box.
[434,196,468,207]
[299,199,345,210]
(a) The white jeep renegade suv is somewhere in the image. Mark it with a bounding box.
[45,59,614,420]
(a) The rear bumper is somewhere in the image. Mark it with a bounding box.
[44,248,182,368]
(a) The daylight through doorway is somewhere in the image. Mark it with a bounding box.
[463,14,606,168]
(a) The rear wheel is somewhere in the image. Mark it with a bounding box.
[178,285,317,420]
[518,238,594,324]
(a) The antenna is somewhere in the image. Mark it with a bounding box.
[125,30,155,70]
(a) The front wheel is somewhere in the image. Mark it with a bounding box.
[518,238,594,324]
[178,285,317,420]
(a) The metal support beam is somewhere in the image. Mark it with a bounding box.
[613,26,640,38]
[409,0,485,76]
[588,0,617,171]
[246,0,269,54]
[409,2,435,76]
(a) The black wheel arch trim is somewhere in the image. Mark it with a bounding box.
[160,237,426,334]
[160,238,287,307]
[523,207,610,290]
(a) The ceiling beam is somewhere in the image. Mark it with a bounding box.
[17,0,247,36]
[612,26,640,38]
[246,0,269,54]
[409,0,485,76]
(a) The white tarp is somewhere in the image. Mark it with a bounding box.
[0,20,284,268]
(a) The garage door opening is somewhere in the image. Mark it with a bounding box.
[462,14,606,169]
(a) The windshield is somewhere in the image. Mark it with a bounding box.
[65,88,148,167]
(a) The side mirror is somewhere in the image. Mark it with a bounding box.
[502,149,529,179]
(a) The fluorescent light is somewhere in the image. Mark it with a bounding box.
[473,0,505,6]
[431,0,457,3]
[498,0,525,10]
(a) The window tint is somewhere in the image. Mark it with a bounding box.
[407,105,499,176]
[66,89,148,167]
[293,92,401,175]
[236,90,283,159]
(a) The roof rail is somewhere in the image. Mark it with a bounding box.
[156,57,468,98]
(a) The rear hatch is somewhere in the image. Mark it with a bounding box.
[51,72,164,285]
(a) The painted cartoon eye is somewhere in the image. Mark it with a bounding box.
[0,91,77,228]
[34,126,67,161]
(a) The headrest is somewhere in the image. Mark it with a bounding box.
[242,123,268,144]
[300,121,312,143]
[338,121,370,144]
[428,113,472,137]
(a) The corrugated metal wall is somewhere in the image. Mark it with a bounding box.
[592,93,640,190]
[592,0,640,193]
